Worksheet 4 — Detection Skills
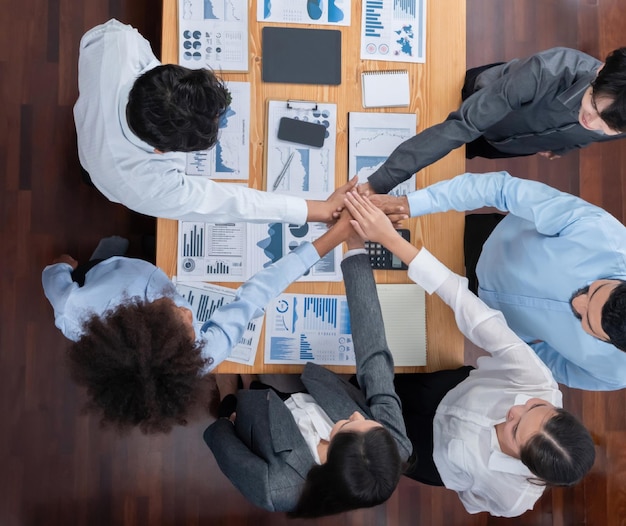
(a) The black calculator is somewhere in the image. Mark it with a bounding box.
[365,229,411,270]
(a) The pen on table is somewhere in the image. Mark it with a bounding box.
[272,152,295,191]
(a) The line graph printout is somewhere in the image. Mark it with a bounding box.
[360,0,427,63]
[175,281,262,366]
[185,82,250,180]
[177,221,342,282]
[265,293,355,365]
[178,0,249,72]
[349,112,417,195]
[257,0,350,26]
[266,101,336,200]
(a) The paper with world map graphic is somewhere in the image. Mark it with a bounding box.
[361,0,427,63]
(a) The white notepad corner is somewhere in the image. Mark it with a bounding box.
[362,70,410,108]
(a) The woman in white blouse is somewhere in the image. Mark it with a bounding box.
[344,191,595,518]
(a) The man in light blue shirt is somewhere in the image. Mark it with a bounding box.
[375,171,626,390]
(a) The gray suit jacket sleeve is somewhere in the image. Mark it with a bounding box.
[367,48,599,194]
[341,254,412,461]
[203,419,275,511]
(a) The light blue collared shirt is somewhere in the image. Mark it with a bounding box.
[42,243,320,372]
[407,171,626,390]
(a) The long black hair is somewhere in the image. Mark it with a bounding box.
[288,427,402,518]
[520,408,595,486]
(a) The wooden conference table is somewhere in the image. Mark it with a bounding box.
[157,0,466,374]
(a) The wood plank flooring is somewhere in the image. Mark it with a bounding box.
[1,1,624,525]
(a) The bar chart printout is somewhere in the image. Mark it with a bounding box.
[265,293,355,365]
[360,0,427,63]
[175,281,262,366]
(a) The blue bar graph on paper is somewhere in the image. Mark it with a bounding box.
[299,334,314,360]
[183,225,204,257]
[339,300,351,334]
[196,294,225,321]
[269,337,299,360]
[303,296,338,330]
[365,0,384,37]
[394,0,416,18]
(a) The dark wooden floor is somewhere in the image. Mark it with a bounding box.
[1,1,625,525]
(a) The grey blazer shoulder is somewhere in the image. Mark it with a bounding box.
[204,254,411,512]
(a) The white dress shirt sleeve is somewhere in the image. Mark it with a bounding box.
[407,248,559,388]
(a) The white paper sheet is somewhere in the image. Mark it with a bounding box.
[266,100,336,200]
[177,221,342,282]
[265,293,355,365]
[360,0,427,63]
[257,0,351,26]
[178,0,249,72]
[349,111,417,195]
[376,284,427,366]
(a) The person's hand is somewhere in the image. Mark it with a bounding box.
[537,151,561,160]
[326,176,359,220]
[306,177,359,223]
[368,194,409,225]
[357,181,373,196]
[344,191,399,244]
[52,254,78,269]
[336,208,364,250]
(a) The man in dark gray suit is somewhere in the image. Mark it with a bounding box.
[203,216,411,515]
[364,47,626,195]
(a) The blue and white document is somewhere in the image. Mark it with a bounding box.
[178,0,249,72]
[265,293,355,365]
[360,0,427,63]
[257,0,351,26]
[349,111,417,196]
[266,100,337,200]
[177,221,342,282]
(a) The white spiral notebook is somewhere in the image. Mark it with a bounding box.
[361,70,410,108]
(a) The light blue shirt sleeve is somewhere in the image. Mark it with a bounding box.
[407,171,605,235]
[41,263,80,322]
[199,242,320,372]
[530,340,624,391]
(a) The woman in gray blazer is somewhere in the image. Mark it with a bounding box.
[203,220,412,517]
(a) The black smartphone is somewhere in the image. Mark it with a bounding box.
[365,229,411,270]
[277,117,326,148]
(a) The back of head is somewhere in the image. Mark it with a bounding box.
[289,427,402,518]
[592,48,626,132]
[520,408,595,486]
[601,280,626,351]
[68,298,207,433]
[127,64,231,152]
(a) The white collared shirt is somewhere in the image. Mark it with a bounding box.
[73,19,307,224]
[408,249,562,517]
[284,393,334,464]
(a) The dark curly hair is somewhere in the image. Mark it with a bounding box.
[520,408,595,486]
[288,427,402,518]
[591,47,626,132]
[68,298,208,434]
[126,64,231,152]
